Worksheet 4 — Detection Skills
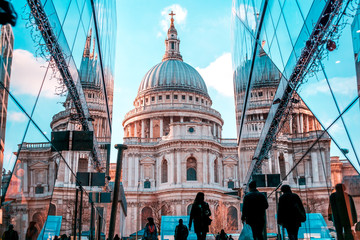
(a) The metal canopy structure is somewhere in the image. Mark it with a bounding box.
[240,0,346,187]
[27,0,103,171]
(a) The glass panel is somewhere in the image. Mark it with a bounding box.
[62,0,81,50]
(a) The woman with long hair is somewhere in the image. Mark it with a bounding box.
[144,217,157,240]
[189,192,212,240]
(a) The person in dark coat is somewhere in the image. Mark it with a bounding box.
[241,180,268,240]
[219,229,228,240]
[2,224,19,240]
[174,219,189,240]
[189,192,212,240]
[144,217,158,240]
[277,185,306,240]
[113,234,120,240]
[328,183,357,240]
[25,221,38,240]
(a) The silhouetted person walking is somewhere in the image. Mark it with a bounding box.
[113,234,120,240]
[144,217,158,240]
[189,192,212,240]
[329,183,357,240]
[277,185,306,240]
[2,224,19,240]
[228,235,234,240]
[175,219,189,240]
[25,221,38,240]
[241,180,268,240]
[215,232,220,240]
[219,229,228,240]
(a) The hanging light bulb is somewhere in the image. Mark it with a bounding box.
[326,40,336,51]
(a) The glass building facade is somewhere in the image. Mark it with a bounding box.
[233,0,360,237]
[0,0,122,239]
[351,5,360,100]
[0,24,14,197]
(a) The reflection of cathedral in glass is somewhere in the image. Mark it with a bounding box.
[234,49,332,231]
[122,16,240,236]
[3,29,120,239]
[0,25,13,197]
[231,0,353,233]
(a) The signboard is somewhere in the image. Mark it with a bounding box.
[37,215,62,240]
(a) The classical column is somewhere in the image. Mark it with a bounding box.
[203,151,207,184]
[286,153,294,185]
[176,151,181,184]
[170,117,173,123]
[213,123,216,137]
[134,155,139,187]
[134,121,138,137]
[23,162,28,193]
[218,126,221,138]
[141,120,145,138]
[123,153,128,186]
[160,118,164,137]
[128,154,133,187]
[319,151,326,183]
[305,115,309,132]
[289,117,293,134]
[156,157,161,187]
[150,119,153,138]
[180,117,184,122]
[296,114,300,134]
[169,152,174,185]
[300,113,304,133]
[311,151,320,184]
[209,156,214,184]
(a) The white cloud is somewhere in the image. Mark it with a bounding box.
[301,76,357,97]
[7,111,27,122]
[160,4,188,32]
[156,32,163,38]
[233,4,257,30]
[196,53,234,97]
[11,49,61,98]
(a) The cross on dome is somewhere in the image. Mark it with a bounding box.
[169,11,176,26]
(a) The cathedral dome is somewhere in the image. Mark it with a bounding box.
[138,59,208,97]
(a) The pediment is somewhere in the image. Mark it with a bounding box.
[140,157,155,164]
[29,160,49,169]
[222,157,237,165]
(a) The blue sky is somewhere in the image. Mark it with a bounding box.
[3,1,236,168]
[111,1,237,157]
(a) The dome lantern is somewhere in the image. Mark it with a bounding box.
[162,11,183,62]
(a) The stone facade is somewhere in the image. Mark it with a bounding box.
[122,16,239,237]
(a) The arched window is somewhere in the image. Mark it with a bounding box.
[161,159,168,183]
[227,206,238,230]
[35,185,44,194]
[278,153,287,180]
[161,205,171,216]
[141,207,152,228]
[214,158,218,183]
[187,204,193,216]
[186,157,197,181]
[144,180,151,189]
[227,180,234,189]
[49,203,56,215]
[78,158,88,172]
